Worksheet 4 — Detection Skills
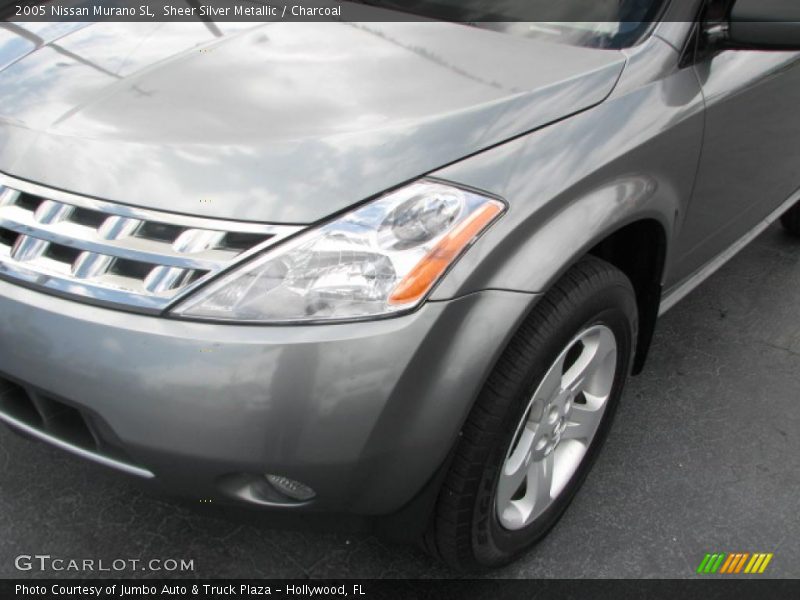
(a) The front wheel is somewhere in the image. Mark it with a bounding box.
[424,256,638,570]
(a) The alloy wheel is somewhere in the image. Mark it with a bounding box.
[495,324,618,531]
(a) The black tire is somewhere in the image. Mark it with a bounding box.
[424,256,638,570]
[781,201,800,237]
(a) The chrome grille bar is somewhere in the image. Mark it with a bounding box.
[0,173,303,312]
[0,210,234,270]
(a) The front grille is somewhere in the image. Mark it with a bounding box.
[0,174,302,311]
[0,375,151,477]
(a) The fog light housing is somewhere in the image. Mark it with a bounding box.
[265,474,316,502]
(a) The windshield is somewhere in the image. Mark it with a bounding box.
[355,1,668,49]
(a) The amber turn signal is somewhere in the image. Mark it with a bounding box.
[388,201,505,305]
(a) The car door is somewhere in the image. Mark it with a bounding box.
[667,42,800,288]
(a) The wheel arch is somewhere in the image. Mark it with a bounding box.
[587,218,668,374]
[432,176,675,373]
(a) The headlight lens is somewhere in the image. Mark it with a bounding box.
[171,181,505,323]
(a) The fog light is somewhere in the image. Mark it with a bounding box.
[265,474,316,501]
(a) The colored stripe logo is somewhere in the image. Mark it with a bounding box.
[697,552,773,574]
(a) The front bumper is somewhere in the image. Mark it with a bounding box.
[0,279,536,515]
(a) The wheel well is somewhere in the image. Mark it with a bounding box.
[589,220,667,375]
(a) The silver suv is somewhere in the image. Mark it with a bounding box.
[1,1,799,569]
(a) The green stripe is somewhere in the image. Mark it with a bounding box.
[710,553,727,574]
[704,554,719,573]
[697,554,712,574]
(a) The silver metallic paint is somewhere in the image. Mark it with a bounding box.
[429,36,705,299]
[0,21,624,224]
[0,277,535,512]
[671,49,800,286]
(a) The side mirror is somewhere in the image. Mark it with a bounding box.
[727,0,800,50]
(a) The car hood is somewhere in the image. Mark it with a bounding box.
[0,21,625,224]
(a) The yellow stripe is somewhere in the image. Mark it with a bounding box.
[719,554,736,574]
[743,554,759,573]
[750,554,767,573]
[734,553,749,574]
[758,554,774,574]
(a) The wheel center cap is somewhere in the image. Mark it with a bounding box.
[542,390,574,454]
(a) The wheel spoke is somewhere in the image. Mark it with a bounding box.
[507,425,535,465]
[497,429,533,509]
[538,355,566,401]
[496,461,528,510]
[562,328,616,394]
[562,403,603,442]
[531,452,554,514]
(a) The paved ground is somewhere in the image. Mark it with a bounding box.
[1,223,799,579]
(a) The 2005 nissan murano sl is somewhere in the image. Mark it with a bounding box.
[1,0,799,569]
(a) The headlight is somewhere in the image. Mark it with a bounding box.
[171,180,505,323]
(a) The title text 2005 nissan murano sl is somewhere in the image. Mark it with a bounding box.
[1,0,800,568]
